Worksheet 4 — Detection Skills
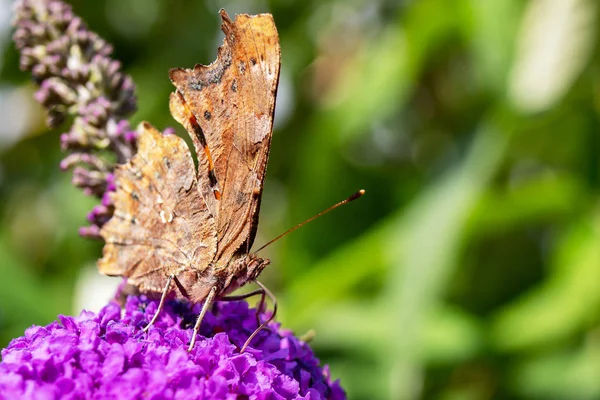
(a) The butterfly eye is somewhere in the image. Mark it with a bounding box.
[248,257,269,279]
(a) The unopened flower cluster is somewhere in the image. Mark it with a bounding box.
[0,296,345,399]
[13,0,137,238]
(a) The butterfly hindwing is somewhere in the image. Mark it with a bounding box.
[99,123,217,294]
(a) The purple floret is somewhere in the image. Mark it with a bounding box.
[0,296,346,400]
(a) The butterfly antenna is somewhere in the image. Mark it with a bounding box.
[254,189,365,254]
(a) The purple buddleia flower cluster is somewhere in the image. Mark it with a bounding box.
[12,0,138,239]
[0,296,346,399]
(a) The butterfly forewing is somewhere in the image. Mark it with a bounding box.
[168,10,280,272]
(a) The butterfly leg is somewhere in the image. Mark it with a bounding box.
[219,288,266,327]
[240,280,277,353]
[142,274,174,333]
[219,288,265,301]
[188,286,218,352]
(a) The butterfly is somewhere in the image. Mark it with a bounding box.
[98,9,280,352]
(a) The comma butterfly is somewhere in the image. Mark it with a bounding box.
[98,10,279,351]
[98,9,363,352]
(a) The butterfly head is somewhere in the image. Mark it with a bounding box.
[245,253,270,281]
[223,254,271,296]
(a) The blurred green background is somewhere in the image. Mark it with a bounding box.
[2,0,600,398]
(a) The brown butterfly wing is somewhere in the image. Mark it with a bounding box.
[169,10,280,272]
[98,123,217,294]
